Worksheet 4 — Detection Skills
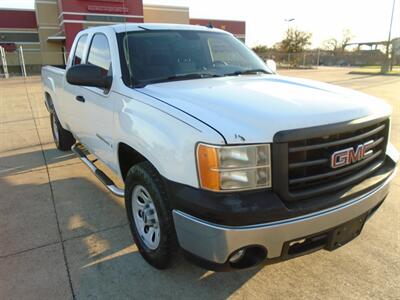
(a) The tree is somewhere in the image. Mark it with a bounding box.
[322,38,339,52]
[272,42,282,50]
[339,29,354,52]
[322,29,354,53]
[252,45,269,55]
[279,28,312,53]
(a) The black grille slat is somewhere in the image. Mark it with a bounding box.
[289,150,382,185]
[289,158,328,169]
[279,118,389,201]
[289,124,385,153]
[365,136,384,149]
[286,159,384,200]
[289,137,384,170]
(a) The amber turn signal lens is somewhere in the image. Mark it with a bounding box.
[197,144,220,191]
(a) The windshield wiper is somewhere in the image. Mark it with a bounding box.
[166,73,221,81]
[225,69,270,76]
[135,73,221,87]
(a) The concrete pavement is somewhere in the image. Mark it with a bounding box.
[0,69,399,300]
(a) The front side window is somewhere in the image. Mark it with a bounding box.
[87,33,112,76]
[118,30,270,87]
[72,35,87,65]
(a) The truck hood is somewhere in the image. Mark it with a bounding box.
[139,75,391,143]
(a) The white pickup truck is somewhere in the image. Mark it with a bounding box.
[42,23,398,271]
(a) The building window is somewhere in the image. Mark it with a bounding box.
[72,35,87,65]
[0,32,39,43]
[85,15,127,23]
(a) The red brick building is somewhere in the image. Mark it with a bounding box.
[0,1,245,68]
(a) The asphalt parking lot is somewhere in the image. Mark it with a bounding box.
[0,67,399,300]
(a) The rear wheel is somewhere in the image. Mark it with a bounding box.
[125,162,177,269]
[50,112,75,151]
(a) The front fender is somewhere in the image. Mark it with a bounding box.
[114,95,224,188]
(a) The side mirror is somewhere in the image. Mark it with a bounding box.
[265,59,277,73]
[66,64,112,90]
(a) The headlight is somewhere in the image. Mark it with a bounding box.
[196,143,272,191]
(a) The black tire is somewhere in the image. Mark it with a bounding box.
[50,112,75,151]
[125,161,177,269]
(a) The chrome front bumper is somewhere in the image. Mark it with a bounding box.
[173,156,397,265]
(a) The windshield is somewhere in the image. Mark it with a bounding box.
[117,30,271,87]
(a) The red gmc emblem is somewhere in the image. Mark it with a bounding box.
[331,140,374,169]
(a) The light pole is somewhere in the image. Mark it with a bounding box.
[382,0,396,73]
[284,18,295,68]
[284,18,295,31]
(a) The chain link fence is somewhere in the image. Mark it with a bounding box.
[1,46,399,78]
[0,47,66,78]
[256,49,399,69]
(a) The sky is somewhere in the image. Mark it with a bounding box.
[0,0,399,47]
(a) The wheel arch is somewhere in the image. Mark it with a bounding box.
[118,142,153,182]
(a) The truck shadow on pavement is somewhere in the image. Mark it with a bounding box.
[0,147,261,299]
[67,220,261,299]
[0,147,77,177]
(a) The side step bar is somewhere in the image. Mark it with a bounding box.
[71,144,124,197]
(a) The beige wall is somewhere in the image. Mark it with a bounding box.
[35,0,64,65]
[35,1,59,27]
[143,4,189,24]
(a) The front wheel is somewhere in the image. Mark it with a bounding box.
[125,162,177,269]
[50,112,75,151]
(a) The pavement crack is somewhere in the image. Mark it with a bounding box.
[0,241,61,259]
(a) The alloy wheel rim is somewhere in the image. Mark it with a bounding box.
[131,185,161,250]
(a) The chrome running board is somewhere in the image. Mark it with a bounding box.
[71,143,124,197]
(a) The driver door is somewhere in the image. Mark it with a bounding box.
[75,33,115,168]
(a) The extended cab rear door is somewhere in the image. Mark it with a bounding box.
[63,33,88,137]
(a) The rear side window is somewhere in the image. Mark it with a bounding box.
[72,35,87,65]
[87,33,112,75]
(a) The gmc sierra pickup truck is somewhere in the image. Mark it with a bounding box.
[42,24,398,271]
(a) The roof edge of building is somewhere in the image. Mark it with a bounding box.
[0,7,35,12]
[143,4,189,11]
[190,17,246,23]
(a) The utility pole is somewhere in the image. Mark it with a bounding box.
[316,48,321,68]
[381,0,396,73]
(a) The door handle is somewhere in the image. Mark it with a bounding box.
[76,95,85,102]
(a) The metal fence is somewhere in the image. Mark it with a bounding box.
[0,47,66,78]
[1,46,399,78]
[256,49,400,69]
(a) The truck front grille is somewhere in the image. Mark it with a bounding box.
[272,117,389,201]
